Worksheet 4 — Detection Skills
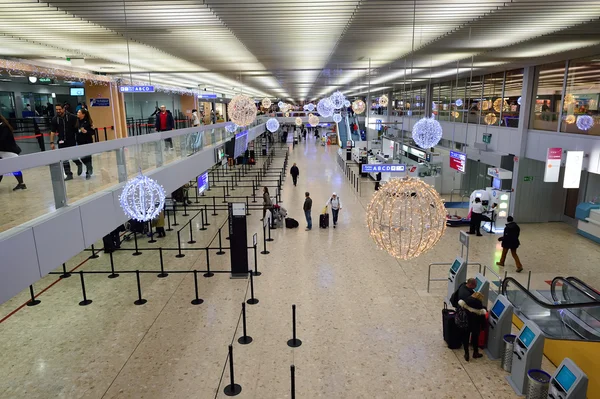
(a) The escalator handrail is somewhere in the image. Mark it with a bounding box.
[501,277,600,309]
[566,276,600,300]
[550,276,600,304]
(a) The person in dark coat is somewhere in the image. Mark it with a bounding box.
[76,108,94,179]
[290,163,300,186]
[0,115,26,190]
[458,292,487,361]
[51,104,83,180]
[496,216,523,272]
[451,278,477,308]
[155,105,175,149]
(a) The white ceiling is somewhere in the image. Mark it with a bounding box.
[1,0,599,100]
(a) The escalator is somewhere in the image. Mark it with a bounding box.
[337,114,349,148]
[348,114,361,141]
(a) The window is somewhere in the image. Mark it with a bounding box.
[481,72,504,126]
[560,56,600,136]
[438,82,452,122]
[502,69,523,128]
[531,62,566,131]
[0,91,16,118]
[465,75,483,125]
[451,79,468,123]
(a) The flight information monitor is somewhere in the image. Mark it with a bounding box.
[234,131,248,158]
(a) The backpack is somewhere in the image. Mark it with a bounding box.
[455,306,469,330]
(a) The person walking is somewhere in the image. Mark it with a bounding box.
[468,197,483,236]
[76,108,94,179]
[191,109,201,127]
[0,115,26,190]
[496,216,523,272]
[50,104,82,180]
[261,187,272,221]
[303,191,313,231]
[155,105,175,149]
[290,163,300,186]
[325,192,342,228]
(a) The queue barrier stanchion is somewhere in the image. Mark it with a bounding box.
[148,222,157,243]
[204,248,214,277]
[108,251,119,278]
[157,248,168,278]
[60,262,71,279]
[266,219,274,242]
[172,203,179,226]
[199,210,207,231]
[212,197,218,216]
[176,231,185,258]
[238,302,253,344]
[188,222,196,244]
[253,243,261,276]
[194,183,199,203]
[203,204,211,226]
[223,186,227,203]
[182,200,189,217]
[191,270,204,305]
[26,285,41,307]
[132,232,142,256]
[287,304,302,347]
[166,209,173,231]
[216,228,225,255]
[291,365,296,399]
[246,270,259,305]
[78,271,92,306]
[231,176,235,191]
[223,345,242,396]
[89,244,99,259]
[134,270,147,305]
[261,223,270,255]
[245,196,250,216]
[252,180,257,203]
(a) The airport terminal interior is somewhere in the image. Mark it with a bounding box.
[1,1,600,398]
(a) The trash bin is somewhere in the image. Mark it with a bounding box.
[526,369,551,399]
[501,334,516,372]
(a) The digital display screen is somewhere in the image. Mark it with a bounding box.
[449,151,466,173]
[555,365,577,392]
[519,326,536,348]
[197,172,209,195]
[234,131,248,158]
[450,259,462,273]
[475,278,483,292]
[492,177,502,190]
[70,87,85,96]
[491,300,506,318]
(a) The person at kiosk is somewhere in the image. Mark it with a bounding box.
[468,197,484,236]
[451,278,477,307]
[458,292,487,361]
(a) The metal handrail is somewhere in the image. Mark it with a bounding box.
[426,262,483,293]
[551,277,600,304]
[566,276,600,299]
[483,265,503,294]
[502,277,600,309]
[449,189,468,203]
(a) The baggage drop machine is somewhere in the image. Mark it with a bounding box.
[484,294,513,360]
[445,256,467,306]
[507,321,545,396]
[548,358,588,399]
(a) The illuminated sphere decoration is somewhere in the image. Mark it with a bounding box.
[451,111,460,119]
[333,113,342,123]
[225,122,238,133]
[306,103,315,112]
[261,98,272,109]
[228,94,257,126]
[564,115,576,124]
[295,117,303,127]
[266,118,280,132]
[352,99,366,114]
[317,98,335,117]
[366,177,446,260]
[379,95,389,107]
[120,174,166,222]
[484,113,497,125]
[278,101,284,109]
[285,112,290,117]
[493,98,509,113]
[455,99,463,107]
[564,94,576,105]
[308,114,320,126]
[517,97,522,106]
[330,91,346,109]
[344,100,351,108]
[481,100,491,111]
[576,115,594,131]
[412,116,443,149]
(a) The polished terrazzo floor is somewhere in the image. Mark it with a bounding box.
[1,136,599,398]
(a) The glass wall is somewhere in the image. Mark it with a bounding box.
[393,86,425,117]
[560,56,600,136]
[531,62,565,131]
[0,91,15,118]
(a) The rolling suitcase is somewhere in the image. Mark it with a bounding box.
[478,312,489,349]
[319,213,329,229]
[442,303,462,349]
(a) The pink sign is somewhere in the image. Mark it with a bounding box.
[547,148,562,160]
[544,147,562,182]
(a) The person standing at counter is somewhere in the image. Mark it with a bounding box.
[325,192,342,228]
[468,197,483,236]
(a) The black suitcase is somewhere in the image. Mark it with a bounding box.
[103,234,116,253]
[442,303,462,349]
[319,213,329,229]
[285,217,299,228]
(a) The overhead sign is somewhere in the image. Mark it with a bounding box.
[38,77,53,84]
[231,203,246,217]
[119,85,155,93]
[487,167,513,180]
[563,151,584,188]
[482,133,492,144]
[544,147,562,182]
[90,98,110,107]
[197,172,209,195]
[198,93,217,99]
[449,151,466,173]
[361,164,406,173]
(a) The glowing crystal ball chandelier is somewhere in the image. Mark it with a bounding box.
[295,117,303,126]
[379,95,389,107]
[120,174,166,222]
[411,116,443,149]
[317,98,335,117]
[493,98,509,113]
[352,100,366,114]
[308,114,320,126]
[278,101,285,109]
[517,97,522,105]
[576,115,594,131]
[455,99,463,107]
[344,100,351,108]
[484,113,497,125]
[333,113,342,123]
[228,94,257,126]
[329,91,346,109]
[266,118,280,132]
[225,122,238,133]
[564,115,576,124]
[306,103,315,112]
[366,177,446,260]
[261,98,272,109]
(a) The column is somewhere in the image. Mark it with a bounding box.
[84,81,128,140]
[386,91,393,117]
[180,94,196,124]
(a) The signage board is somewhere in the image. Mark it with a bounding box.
[38,77,53,84]
[90,98,110,107]
[449,151,467,173]
[70,87,85,96]
[361,164,406,173]
[376,119,382,131]
[563,151,584,188]
[231,203,246,216]
[544,147,562,182]
[459,231,469,248]
[198,93,217,99]
[482,133,492,144]
[487,167,513,180]
[523,176,534,182]
[197,172,209,195]
[119,85,155,93]
[346,140,353,148]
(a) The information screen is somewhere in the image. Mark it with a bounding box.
[70,87,85,96]
[519,326,536,348]
[491,300,505,318]
[197,172,209,195]
[450,259,462,273]
[475,278,483,292]
[234,131,248,158]
[555,365,577,392]
[449,151,466,173]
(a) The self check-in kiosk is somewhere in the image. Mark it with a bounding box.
[548,358,588,399]
[484,294,514,360]
[507,321,545,396]
[473,272,490,305]
[446,257,467,306]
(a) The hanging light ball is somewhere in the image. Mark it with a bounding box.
[306,103,315,112]
[308,114,320,126]
[455,99,463,107]
[411,116,443,149]
[493,98,509,113]
[120,174,166,222]
[451,111,460,119]
[261,98,272,109]
[366,177,446,260]
[564,115,576,124]
[330,91,346,109]
[228,94,257,126]
[266,118,280,132]
[284,112,290,117]
[564,94,576,105]
[379,95,389,107]
[302,105,308,111]
[344,100,351,108]
[517,97,522,106]
[295,117,303,126]
[225,122,238,133]
[484,113,497,125]
[317,98,335,117]
[278,101,285,109]
[333,113,342,123]
[481,100,491,111]
[352,100,366,114]
[576,115,594,131]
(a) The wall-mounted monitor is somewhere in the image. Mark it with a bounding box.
[70,87,85,96]
[492,177,502,190]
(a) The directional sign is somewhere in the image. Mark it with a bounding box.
[119,85,155,93]
[90,98,110,107]
[197,172,209,195]
[449,151,467,173]
[361,164,406,173]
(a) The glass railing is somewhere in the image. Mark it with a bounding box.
[0,118,266,233]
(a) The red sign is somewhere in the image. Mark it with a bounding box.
[547,147,562,160]
[449,151,466,173]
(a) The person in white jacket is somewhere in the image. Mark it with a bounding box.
[458,292,487,361]
[325,192,342,228]
[191,109,201,127]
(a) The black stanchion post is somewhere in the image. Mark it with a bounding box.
[223,345,242,396]
[223,185,227,203]
[247,270,259,305]
[252,180,257,203]
[245,196,250,216]
[238,302,253,344]
[216,228,225,255]
[191,270,204,305]
[132,233,142,256]
[60,262,71,278]
[199,210,207,231]
[287,304,302,347]
[188,221,196,244]
[266,220,274,242]
[172,203,179,226]
[148,222,157,243]
[195,183,199,203]
[203,204,211,226]
[89,244,99,259]
[108,251,119,278]
[291,365,296,399]
[176,231,185,258]
[157,248,168,278]
[183,199,188,216]
[226,179,230,196]
[166,209,173,231]
[26,285,41,306]
[134,270,147,305]
[261,223,270,255]
[253,243,261,276]
[78,271,92,306]
[231,175,235,191]
[212,196,218,215]
[204,248,214,277]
